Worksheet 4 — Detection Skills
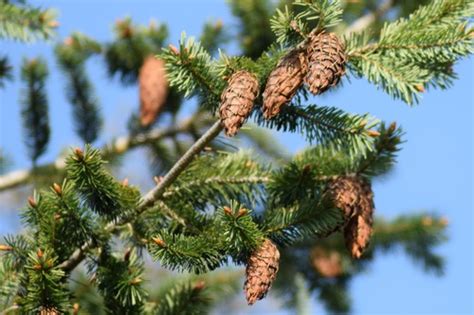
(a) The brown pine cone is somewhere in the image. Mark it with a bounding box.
[219,70,259,137]
[139,55,168,126]
[262,49,307,119]
[304,32,346,95]
[328,176,374,259]
[39,307,59,315]
[310,246,343,278]
[244,238,280,305]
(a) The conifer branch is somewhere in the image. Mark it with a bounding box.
[156,200,188,227]
[20,58,50,165]
[58,120,223,272]
[0,56,13,87]
[228,0,274,59]
[55,34,103,143]
[263,204,345,245]
[2,1,468,311]
[56,241,90,273]
[154,280,211,314]
[161,34,221,98]
[200,19,226,55]
[254,104,378,156]
[136,120,223,214]
[345,0,473,104]
[162,150,271,210]
[0,115,208,192]
[343,0,394,36]
[162,175,270,199]
[0,2,58,42]
[105,18,168,84]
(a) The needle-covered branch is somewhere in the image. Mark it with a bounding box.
[0,2,58,42]
[55,33,103,143]
[0,114,209,192]
[56,119,224,275]
[0,56,13,87]
[254,104,379,156]
[346,0,473,104]
[1,0,470,312]
[272,213,448,313]
[161,33,222,99]
[162,150,271,211]
[20,58,50,165]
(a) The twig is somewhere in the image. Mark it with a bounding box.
[57,240,91,272]
[343,0,394,36]
[136,120,223,213]
[58,120,223,272]
[0,114,211,192]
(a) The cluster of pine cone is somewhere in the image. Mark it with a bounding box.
[219,31,346,136]
[243,175,374,305]
[230,33,373,305]
[328,176,375,259]
[139,31,370,306]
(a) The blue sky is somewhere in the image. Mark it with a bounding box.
[0,0,473,314]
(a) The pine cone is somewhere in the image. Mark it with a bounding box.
[262,49,307,119]
[305,32,346,95]
[244,238,280,305]
[139,55,168,126]
[219,70,259,137]
[39,307,59,315]
[310,246,343,278]
[328,176,374,259]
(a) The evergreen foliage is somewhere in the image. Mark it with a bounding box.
[154,281,210,315]
[93,247,147,314]
[254,104,378,154]
[19,58,50,165]
[21,249,70,313]
[65,145,140,221]
[199,20,227,56]
[228,0,275,59]
[0,56,13,87]
[55,33,103,143]
[0,1,57,42]
[346,0,473,104]
[161,33,221,100]
[21,180,96,262]
[0,0,471,313]
[163,151,269,211]
[273,214,448,313]
[105,18,168,85]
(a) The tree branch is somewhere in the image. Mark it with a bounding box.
[343,0,395,36]
[58,120,224,272]
[0,114,212,192]
[135,120,223,213]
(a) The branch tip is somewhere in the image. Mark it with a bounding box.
[152,237,166,247]
[52,182,62,195]
[27,196,37,208]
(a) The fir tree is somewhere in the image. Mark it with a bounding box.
[0,0,471,313]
